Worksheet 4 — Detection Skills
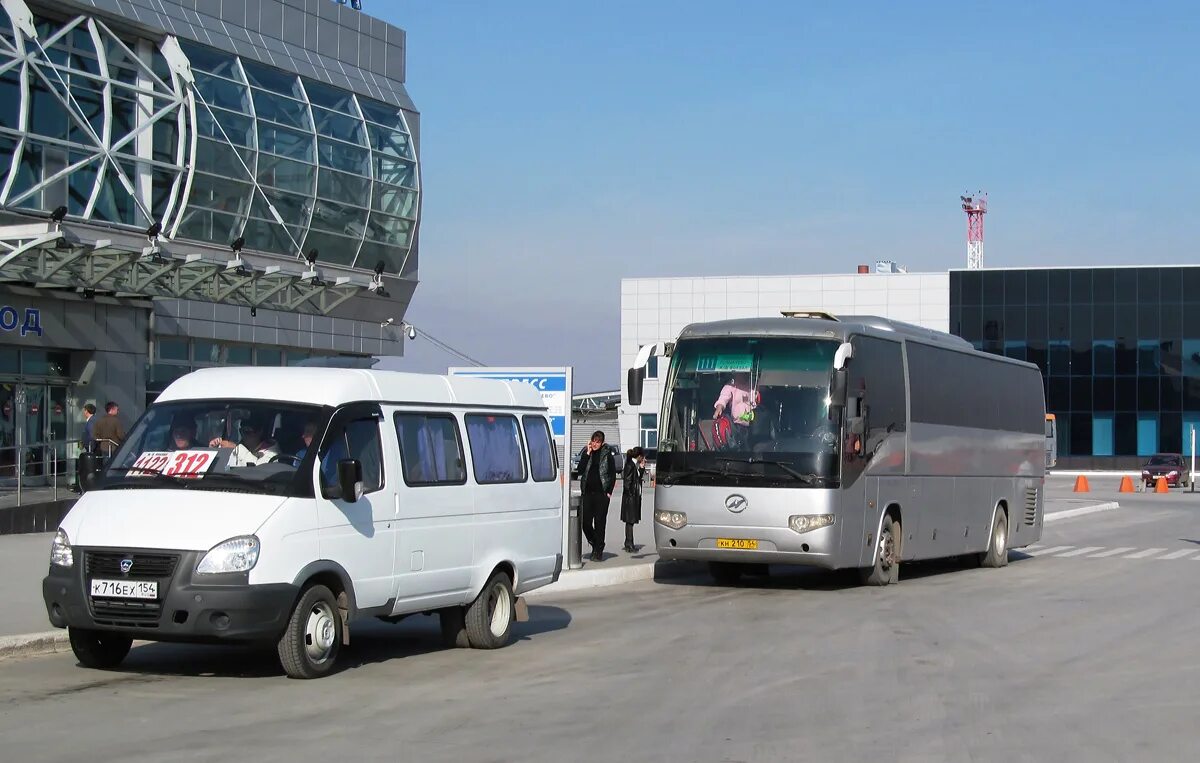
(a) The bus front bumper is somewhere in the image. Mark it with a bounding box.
[654,522,844,569]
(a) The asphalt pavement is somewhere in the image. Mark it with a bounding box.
[2,476,1196,761]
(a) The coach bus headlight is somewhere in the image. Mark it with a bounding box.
[655,510,687,530]
[789,514,834,534]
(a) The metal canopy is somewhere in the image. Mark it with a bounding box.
[0,222,374,315]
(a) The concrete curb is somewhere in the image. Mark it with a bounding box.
[525,560,703,598]
[1044,501,1119,523]
[0,630,69,661]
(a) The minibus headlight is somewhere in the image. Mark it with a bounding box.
[196,535,260,575]
[655,510,687,530]
[789,514,835,534]
[50,528,73,568]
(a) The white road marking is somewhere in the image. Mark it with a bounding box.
[1124,548,1168,559]
[1026,545,1074,556]
[1055,546,1105,557]
[1088,547,1136,558]
[1159,549,1196,560]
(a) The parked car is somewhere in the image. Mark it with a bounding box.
[1142,453,1191,488]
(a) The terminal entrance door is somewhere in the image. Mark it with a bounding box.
[0,382,72,485]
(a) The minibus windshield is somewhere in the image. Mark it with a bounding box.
[95,400,329,497]
[657,337,840,488]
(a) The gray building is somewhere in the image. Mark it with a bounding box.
[0,0,419,482]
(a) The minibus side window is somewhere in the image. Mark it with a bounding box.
[464,414,526,484]
[522,415,557,482]
[394,412,467,486]
[320,417,384,494]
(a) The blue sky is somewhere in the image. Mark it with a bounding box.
[371,0,1200,390]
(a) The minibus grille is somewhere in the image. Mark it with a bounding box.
[1024,489,1039,526]
[90,599,163,626]
[85,551,178,578]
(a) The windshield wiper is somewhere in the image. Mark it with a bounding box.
[104,467,194,488]
[714,457,823,485]
[660,466,730,485]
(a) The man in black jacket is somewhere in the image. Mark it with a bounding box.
[576,430,616,562]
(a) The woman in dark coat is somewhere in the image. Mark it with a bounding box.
[621,446,646,553]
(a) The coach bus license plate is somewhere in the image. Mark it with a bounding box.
[90,579,157,599]
[716,538,758,550]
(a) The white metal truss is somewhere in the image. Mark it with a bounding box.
[0,0,191,232]
[0,222,369,315]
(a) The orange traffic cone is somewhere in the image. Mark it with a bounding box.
[1119,475,1135,493]
[1073,475,1090,493]
[1155,476,1169,493]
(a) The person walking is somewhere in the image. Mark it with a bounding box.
[576,430,616,562]
[621,446,646,553]
[80,403,96,453]
[91,401,125,458]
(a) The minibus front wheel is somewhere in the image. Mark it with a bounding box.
[277,584,342,679]
[68,627,132,669]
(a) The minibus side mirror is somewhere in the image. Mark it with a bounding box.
[77,452,100,492]
[337,459,364,503]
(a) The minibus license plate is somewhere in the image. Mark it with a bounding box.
[90,579,157,599]
[716,538,758,550]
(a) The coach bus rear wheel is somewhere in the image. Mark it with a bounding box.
[709,562,744,586]
[859,515,900,587]
[978,510,1009,568]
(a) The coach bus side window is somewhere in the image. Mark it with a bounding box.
[849,336,906,459]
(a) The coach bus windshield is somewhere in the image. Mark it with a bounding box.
[657,337,840,487]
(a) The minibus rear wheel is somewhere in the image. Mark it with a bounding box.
[277,584,342,679]
[68,627,132,669]
[465,571,514,649]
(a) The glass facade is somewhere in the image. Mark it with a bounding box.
[0,9,418,275]
[951,268,1200,466]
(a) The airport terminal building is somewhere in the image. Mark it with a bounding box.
[0,0,419,470]
[620,264,1200,471]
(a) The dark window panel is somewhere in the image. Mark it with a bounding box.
[1002,270,1026,305]
[960,305,982,342]
[1138,341,1160,375]
[1071,376,1093,412]
[1115,412,1137,455]
[1049,377,1070,411]
[1161,338,1183,377]
[1183,268,1200,301]
[1138,303,1160,339]
[1115,346,1137,375]
[1160,414,1182,454]
[1069,412,1092,456]
[982,270,1004,305]
[1071,344,1092,376]
[1186,378,1200,411]
[1138,376,1159,411]
[1161,268,1183,304]
[1049,342,1072,376]
[1004,341,1027,362]
[1093,341,1115,376]
[1093,269,1116,303]
[1094,377,1115,412]
[1161,376,1183,412]
[1070,303,1092,345]
[1027,344,1048,373]
[1116,376,1138,411]
[1137,268,1161,304]
[1004,304,1026,338]
[1070,269,1092,304]
[1092,303,1114,341]
[1026,270,1049,305]
[949,305,961,338]
[1161,302,1183,344]
[949,272,962,309]
[1027,304,1048,342]
[1049,304,1070,341]
[983,312,1003,342]
[1049,270,1070,304]
[960,271,982,306]
[1114,303,1137,344]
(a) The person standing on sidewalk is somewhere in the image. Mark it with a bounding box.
[91,401,125,458]
[621,446,646,553]
[576,430,616,562]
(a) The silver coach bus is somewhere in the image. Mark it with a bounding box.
[626,312,1046,586]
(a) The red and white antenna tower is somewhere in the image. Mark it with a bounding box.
[961,192,987,269]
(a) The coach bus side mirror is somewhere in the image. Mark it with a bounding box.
[627,366,645,406]
[830,368,848,414]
